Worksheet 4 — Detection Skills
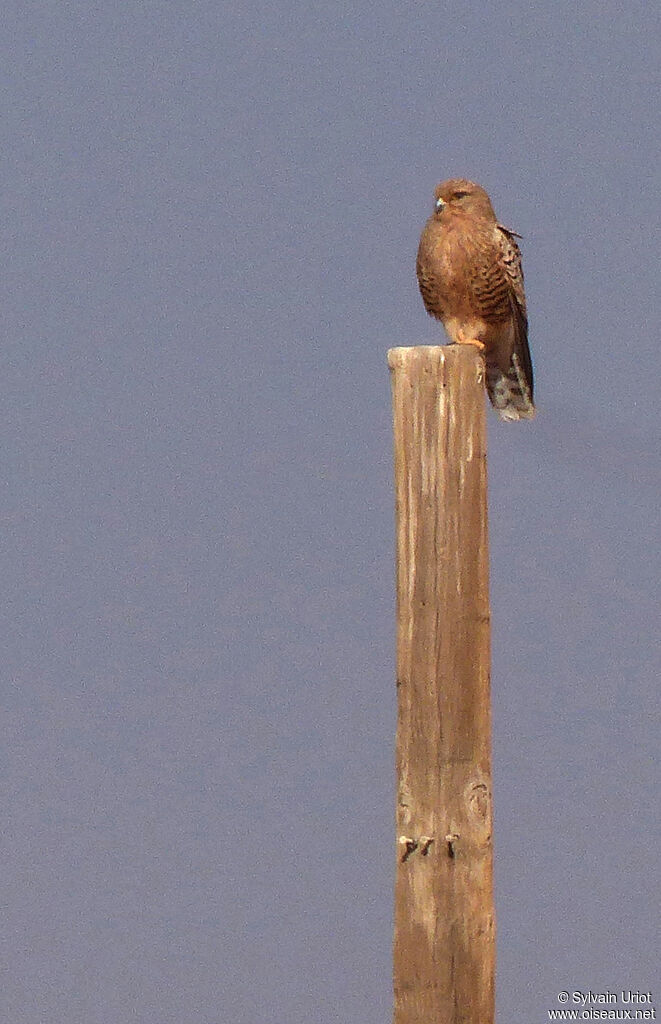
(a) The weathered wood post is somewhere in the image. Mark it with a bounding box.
[388,345,494,1024]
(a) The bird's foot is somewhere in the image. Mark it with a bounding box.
[455,335,485,351]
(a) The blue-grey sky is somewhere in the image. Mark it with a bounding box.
[3,2,659,1021]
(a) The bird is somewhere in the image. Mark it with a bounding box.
[416,178,535,421]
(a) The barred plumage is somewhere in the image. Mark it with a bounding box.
[416,179,535,421]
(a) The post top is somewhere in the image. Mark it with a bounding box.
[388,345,446,369]
[387,345,482,375]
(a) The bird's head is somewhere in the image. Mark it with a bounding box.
[433,179,496,221]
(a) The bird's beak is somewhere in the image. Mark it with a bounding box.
[435,197,445,211]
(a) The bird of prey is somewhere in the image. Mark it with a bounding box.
[416,178,535,421]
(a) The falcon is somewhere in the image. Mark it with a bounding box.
[416,178,535,420]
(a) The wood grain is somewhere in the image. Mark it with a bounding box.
[388,345,494,1024]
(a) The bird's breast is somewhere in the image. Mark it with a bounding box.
[417,224,475,319]
[417,218,510,328]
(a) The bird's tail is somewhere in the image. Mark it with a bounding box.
[486,352,535,421]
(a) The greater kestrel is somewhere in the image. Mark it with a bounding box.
[416,179,535,421]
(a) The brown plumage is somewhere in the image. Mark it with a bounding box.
[416,178,535,421]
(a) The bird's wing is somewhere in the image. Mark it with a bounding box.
[496,224,534,402]
[497,224,527,316]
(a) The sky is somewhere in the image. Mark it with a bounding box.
[2,1,659,1021]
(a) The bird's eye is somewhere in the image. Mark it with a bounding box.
[453,190,470,200]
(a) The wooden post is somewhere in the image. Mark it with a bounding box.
[388,345,494,1024]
